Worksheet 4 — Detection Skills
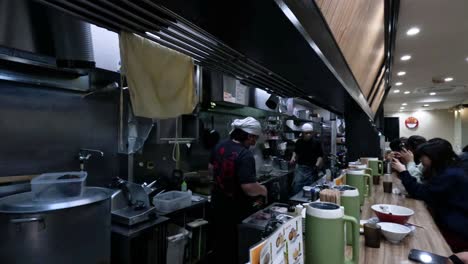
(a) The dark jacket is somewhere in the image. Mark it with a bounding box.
[400,168,468,240]
[460,152,468,176]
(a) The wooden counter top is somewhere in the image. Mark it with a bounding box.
[348,178,453,264]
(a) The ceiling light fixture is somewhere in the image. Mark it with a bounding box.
[404,91,411,94]
[401,55,412,61]
[444,77,454,82]
[406,27,420,36]
[397,71,406,76]
[430,92,436,96]
[423,104,430,107]
[402,103,407,106]
[395,82,403,86]
[400,107,405,109]
[145,31,161,39]
[394,89,400,93]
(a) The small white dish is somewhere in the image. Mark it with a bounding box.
[378,222,412,243]
[359,220,367,234]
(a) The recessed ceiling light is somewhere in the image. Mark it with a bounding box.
[423,104,430,107]
[397,71,406,76]
[430,92,436,96]
[444,77,454,82]
[402,103,407,106]
[401,55,412,61]
[406,27,420,36]
[394,89,400,93]
[395,82,403,86]
[404,91,411,94]
[465,57,468,62]
[400,107,405,109]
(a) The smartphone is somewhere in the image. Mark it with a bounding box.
[408,249,448,264]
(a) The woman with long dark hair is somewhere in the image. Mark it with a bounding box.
[461,144,468,176]
[392,139,468,252]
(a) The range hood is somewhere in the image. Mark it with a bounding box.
[0,0,95,69]
[204,69,281,112]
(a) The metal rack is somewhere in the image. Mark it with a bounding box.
[34,0,306,99]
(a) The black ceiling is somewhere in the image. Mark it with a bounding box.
[152,0,351,114]
[35,0,382,116]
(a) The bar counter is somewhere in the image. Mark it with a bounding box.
[348,178,453,263]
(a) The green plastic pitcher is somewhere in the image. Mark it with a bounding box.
[368,160,383,176]
[305,202,359,264]
[336,186,360,245]
[346,169,371,205]
[349,164,373,180]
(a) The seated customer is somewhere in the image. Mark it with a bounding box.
[392,139,468,252]
[389,137,408,152]
[396,135,427,182]
[461,145,468,176]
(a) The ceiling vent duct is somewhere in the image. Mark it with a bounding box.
[51,11,95,68]
[0,0,95,69]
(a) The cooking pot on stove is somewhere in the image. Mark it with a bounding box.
[0,187,112,264]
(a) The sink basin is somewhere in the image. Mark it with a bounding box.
[111,182,156,226]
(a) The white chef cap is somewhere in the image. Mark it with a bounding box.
[301,123,313,132]
[230,117,262,136]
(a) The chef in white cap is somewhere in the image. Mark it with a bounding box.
[290,123,324,194]
[209,117,267,264]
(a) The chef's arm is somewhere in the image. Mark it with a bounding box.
[290,152,297,164]
[315,157,323,168]
[208,163,214,178]
[241,183,268,197]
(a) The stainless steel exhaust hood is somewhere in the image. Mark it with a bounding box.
[205,69,279,112]
[0,0,95,69]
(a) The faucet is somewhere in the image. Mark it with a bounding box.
[79,148,104,171]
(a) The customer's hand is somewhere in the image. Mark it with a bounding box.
[455,252,468,264]
[391,158,406,173]
[399,149,414,164]
[448,252,468,264]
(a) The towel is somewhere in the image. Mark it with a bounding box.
[119,32,196,119]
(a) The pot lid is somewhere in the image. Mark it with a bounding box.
[0,187,111,213]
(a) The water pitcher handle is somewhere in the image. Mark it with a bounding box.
[378,160,384,175]
[363,174,371,197]
[343,215,360,264]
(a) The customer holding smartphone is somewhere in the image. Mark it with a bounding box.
[392,139,468,252]
[395,135,427,182]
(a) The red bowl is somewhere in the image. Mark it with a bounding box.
[371,204,414,224]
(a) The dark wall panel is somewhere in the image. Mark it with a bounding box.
[384,117,399,142]
[0,81,120,186]
[345,99,381,161]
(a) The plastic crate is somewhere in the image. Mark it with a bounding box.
[31,171,87,201]
[153,190,192,213]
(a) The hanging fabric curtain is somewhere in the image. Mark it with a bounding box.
[119,31,196,119]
